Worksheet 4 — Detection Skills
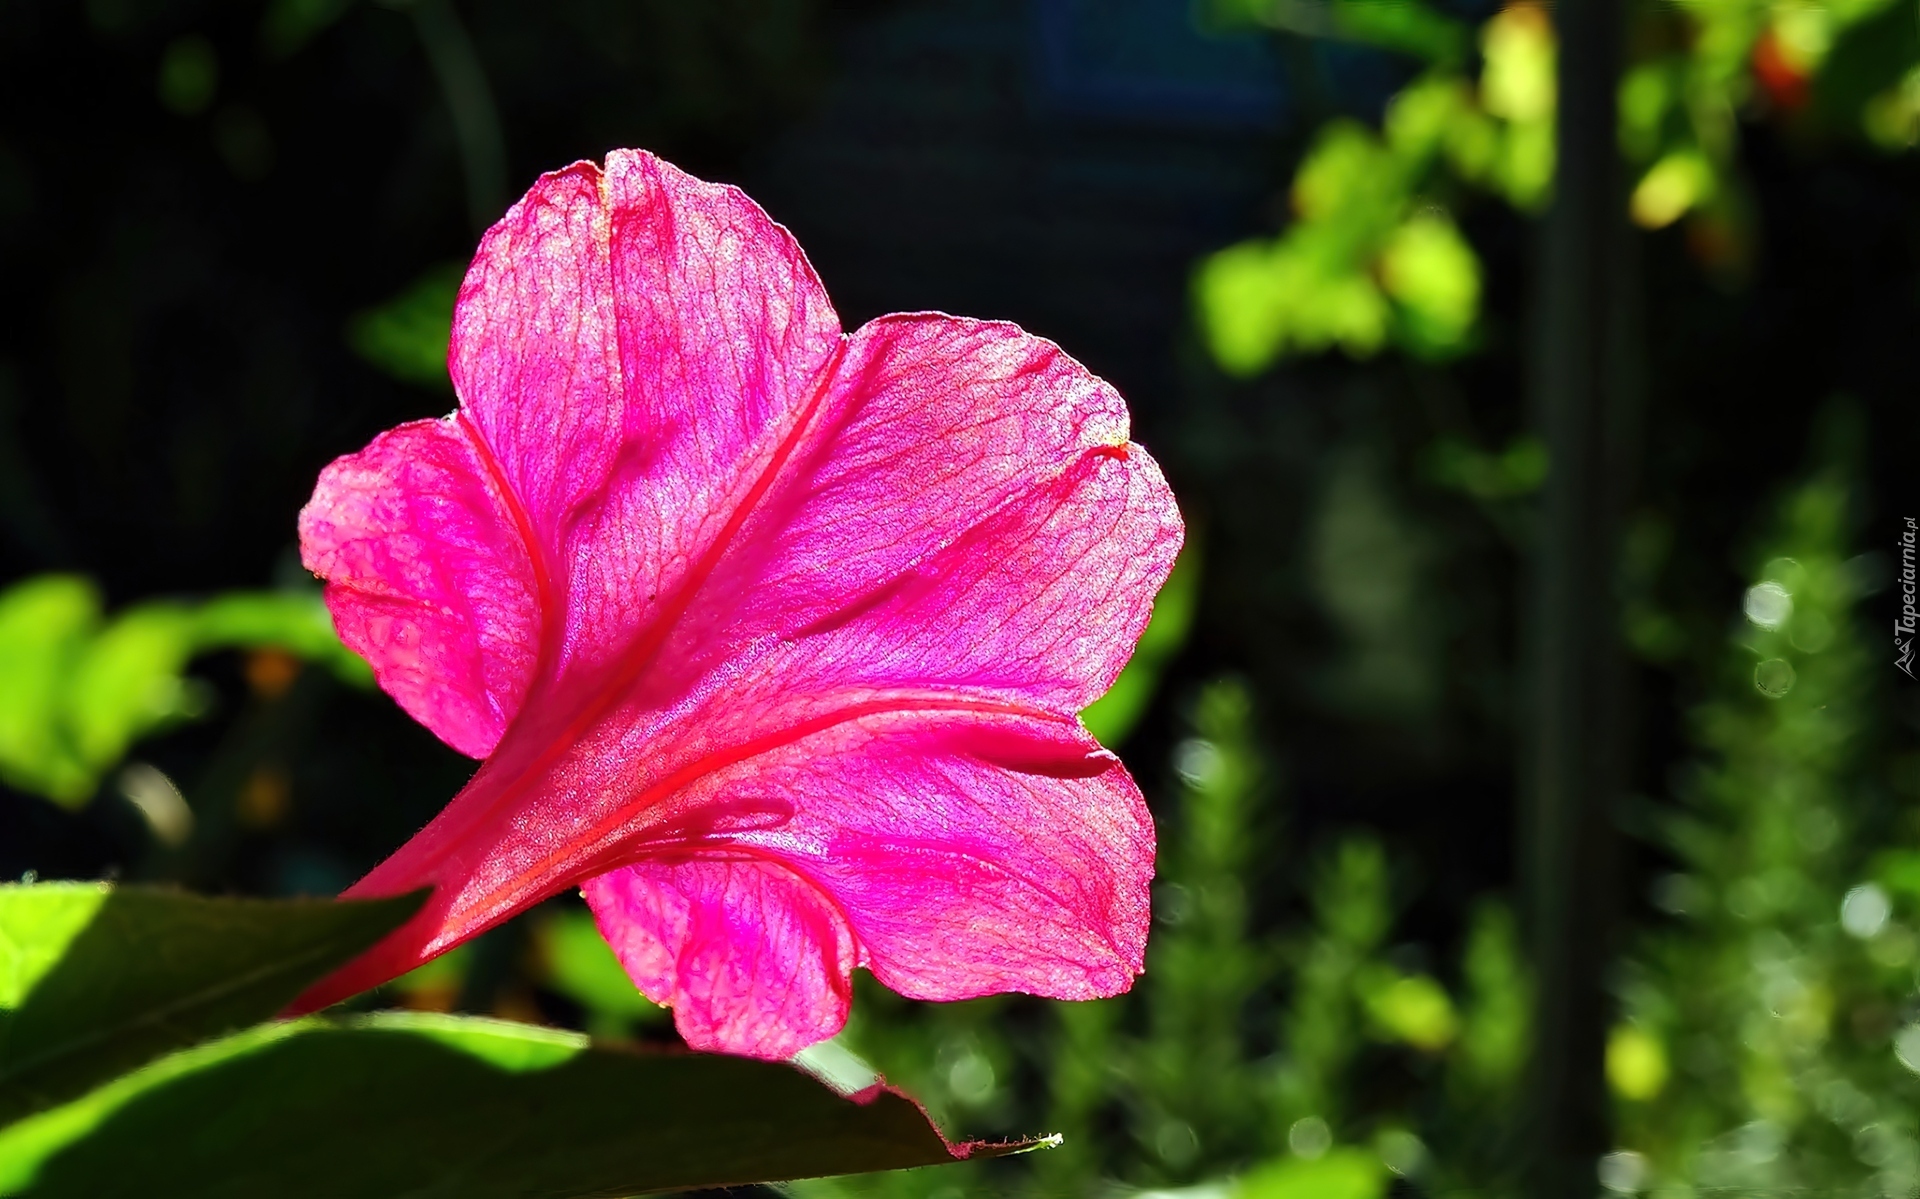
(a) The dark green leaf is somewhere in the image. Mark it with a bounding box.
[346,263,463,390]
[0,1012,1041,1198]
[0,884,422,1123]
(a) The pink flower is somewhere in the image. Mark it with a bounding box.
[291,150,1183,1058]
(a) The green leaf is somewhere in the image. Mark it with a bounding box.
[0,578,101,806]
[192,590,372,686]
[62,603,201,770]
[0,884,423,1124]
[0,1013,1036,1198]
[1194,122,1411,374]
[346,263,463,390]
[1354,966,1457,1051]
[0,575,369,807]
[1378,211,1481,357]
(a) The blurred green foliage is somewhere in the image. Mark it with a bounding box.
[1237,1148,1387,1199]
[1420,434,1547,503]
[0,575,367,809]
[155,35,219,117]
[1619,0,1920,243]
[1195,4,1553,372]
[1199,0,1920,372]
[1610,407,1915,1196]
[258,0,357,59]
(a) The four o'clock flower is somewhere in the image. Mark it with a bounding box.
[291,149,1183,1059]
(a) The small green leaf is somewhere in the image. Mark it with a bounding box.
[1355,965,1457,1051]
[1378,211,1480,357]
[0,578,101,806]
[0,1013,1035,1198]
[62,604,200,769]
[0,884,423,1123]
[347,263,464,390]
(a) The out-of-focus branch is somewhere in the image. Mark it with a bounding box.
[384,0,507,235]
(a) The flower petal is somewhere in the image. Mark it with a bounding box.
[583,854,856,1060]
[292,163,1182,1029]
[448,161,623,560]
[671,313,1179,711]
[452,150,844,688]
[775,720,1153,1004]
[297,418,539,757]
[313,152,844,757]
[581,711,1151,1056]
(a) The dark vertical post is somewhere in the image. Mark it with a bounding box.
[1521,0,1635,1192]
